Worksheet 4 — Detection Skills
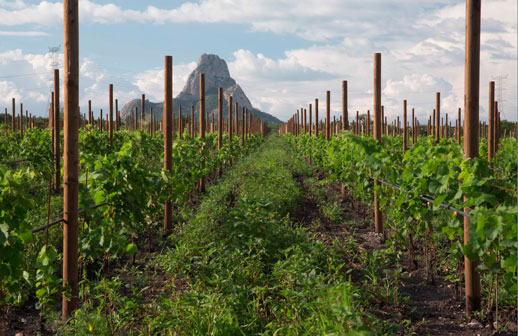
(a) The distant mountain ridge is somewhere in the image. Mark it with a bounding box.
[121,54,282,125]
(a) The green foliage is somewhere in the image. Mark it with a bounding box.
[288,132,517,301]
[0,167,34,304]
[0,127,263,317]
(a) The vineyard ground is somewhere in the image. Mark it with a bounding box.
[291,169,515,335]
[7,135,516,335]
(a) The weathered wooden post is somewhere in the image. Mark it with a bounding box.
[62,0,79,320]
[494,102,499,154]
[11,98,15,132]
[445,113,449,138]
[246,109,249,140]
[326,91,330,140]
[199,73,206,192]
[109,84,113,145]
[403,100,407,151]
[19,103,23,137]
[115,99,119,131]
[309,104,312,136]
[342,80,348,130]
[412,108,417,144]
[235,102,239,139]
[356,111,359,135]
[218,88,223,151]
[432,109,436,138]
[228,96,233,160]
[373,53,383,235]
[435,93,440,143]
[88,100,92,126]
[304,108,307,133]
[488,82,495,162]
[164,56,173,232]
[54,69,60,193]
[178,105,183,139]
[241,107,245,146]
[463,0,481,317]
[315,99,319,137]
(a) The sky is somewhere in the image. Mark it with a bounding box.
[0,0,516,123]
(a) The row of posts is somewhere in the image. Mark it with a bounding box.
[280,90,516,156]
[278,1,492,319]
[3,90,267,143]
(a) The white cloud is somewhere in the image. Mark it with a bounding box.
[0,30,48,36]
[228,49,335,82]
[0,0,515,122]
[0,48,202,117]
[0,1,61,26]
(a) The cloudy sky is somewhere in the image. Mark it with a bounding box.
[0,0,516,122]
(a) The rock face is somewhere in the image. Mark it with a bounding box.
[121,54,282,125]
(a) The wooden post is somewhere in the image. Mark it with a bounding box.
[304,108,307,133]
[446,113,449,138]
[309,104,312,136]
[326,91,330,140]
[463,0,481,317]
[100,110,103,132]
[199,74,206,192]
[19,103,23,137]
[87,100,92,127]
[109,84,113,145]
[356,111,359,135]
[164,56,173,232]
[11,98,15,132]
[488,82,495,161]
[435,93,440,143]
[342,80,348,130]
[54,69,60,193]
[411,108,415,143]
[494,102,499,153]
[432,109,436,138]
[403,100,407,151]
[457,107,462,145]
[235,102,239,139]
[241,107,245,146]
[228,96,233,145]
[315,99,319,137]
[373,53,383,235]
[218,88,223,150]
[115,99,119,131]
[62,0,79,320]
[245,109,249,140]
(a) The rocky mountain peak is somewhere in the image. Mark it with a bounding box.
[197,54,230,78]
[120,54,282,124]
[178,53,235,100]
